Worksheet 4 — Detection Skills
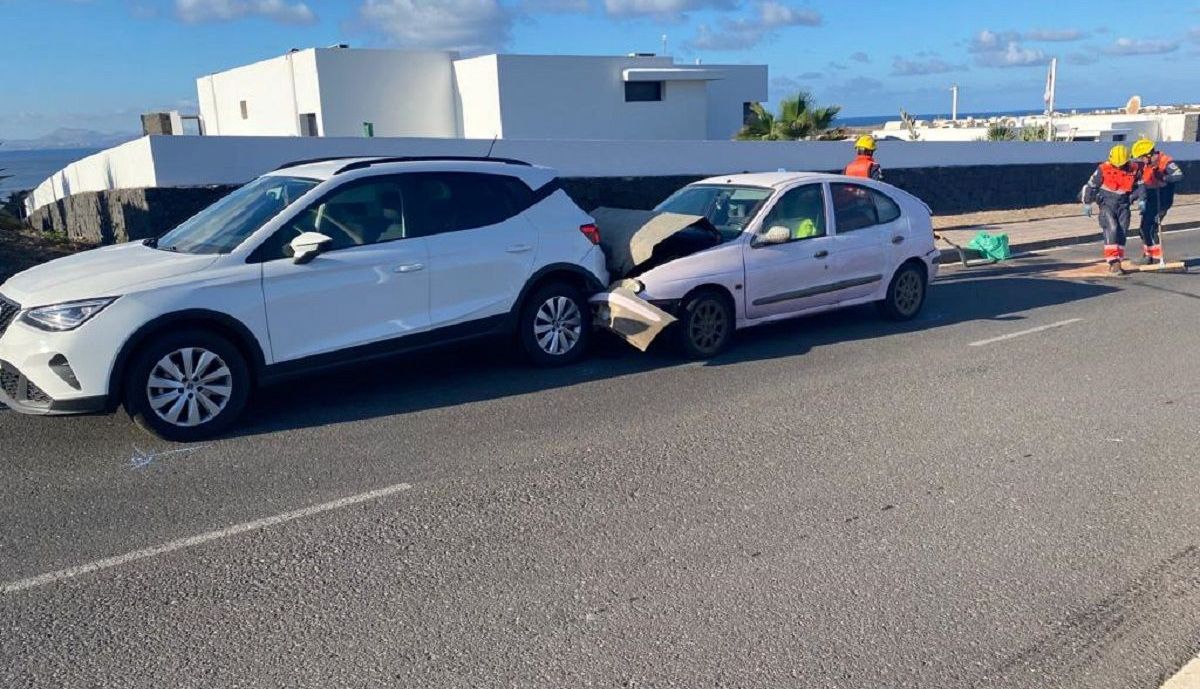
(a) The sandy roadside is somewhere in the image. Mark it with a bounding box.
[934,193,1200,230]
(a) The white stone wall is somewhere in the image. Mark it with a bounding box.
[28,135,1200,214]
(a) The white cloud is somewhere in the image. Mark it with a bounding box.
[1103,37,1179,55]
[604,0,737,21]
[969,29,1048,67]
[891,56,965,76]
[357,0,513,54]
[757,1,820,27]
[520,0,590,12]
[1025,28,1087,42]
[685,1,820,51]
[174,0,316,24]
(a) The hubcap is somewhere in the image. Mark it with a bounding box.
[534,296,583,356]
[689,300,728,352]
[146,347,233,428]
[895,271,924,315]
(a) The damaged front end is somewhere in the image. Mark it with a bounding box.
[587,207,723,351]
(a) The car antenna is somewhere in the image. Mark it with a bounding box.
[485,134,498,159]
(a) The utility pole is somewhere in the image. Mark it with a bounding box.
[950,84,959,121]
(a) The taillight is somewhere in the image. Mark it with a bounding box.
[580,223,600,245]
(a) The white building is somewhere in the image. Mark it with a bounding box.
[196,47,768,142]
[873,109,1200,143]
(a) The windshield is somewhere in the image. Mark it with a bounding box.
[154,175,318,254]
[654,185,773,240]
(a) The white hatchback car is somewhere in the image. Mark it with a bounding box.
[623,172,938,357]
[0,157,607,440]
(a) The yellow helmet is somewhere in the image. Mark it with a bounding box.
[1108,144,1130,167]
[1131,138,1155,158]
[854,134,877,152]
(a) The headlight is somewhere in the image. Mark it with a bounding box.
[20,297,117,332]
[616,278,644,294]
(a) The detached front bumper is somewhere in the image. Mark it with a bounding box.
[589,288,678,352]
[0,359,107,415]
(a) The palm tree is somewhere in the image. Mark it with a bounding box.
[736,92,841,141]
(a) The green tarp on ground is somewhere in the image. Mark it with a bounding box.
[967,231,1012,261]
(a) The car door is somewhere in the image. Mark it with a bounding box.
[743,183,838,320]
[401,172,538,328]
[258,175,431,363]
[828,182,893,302]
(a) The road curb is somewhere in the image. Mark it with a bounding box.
[936,220,1200,265]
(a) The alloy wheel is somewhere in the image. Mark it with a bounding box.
[689,300,728,353]
[533,296,583,356]
[894,271,924,317]
[145,347,233,428]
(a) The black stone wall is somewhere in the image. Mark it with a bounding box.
[27,186,237,244]
[27,160,1200,244]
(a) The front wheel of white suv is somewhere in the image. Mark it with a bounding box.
[123,329,251,441]
[517,282,592,367]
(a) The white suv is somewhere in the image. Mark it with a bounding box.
[0,157,608,440]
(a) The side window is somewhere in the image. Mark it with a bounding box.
[831,183,883,233]
[402,172,523,238]
[260,177,407,260]
[874,189,902,224]
[761,184,826,241]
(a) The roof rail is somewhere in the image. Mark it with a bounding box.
[334,156,533,174]
[272,156,362,171]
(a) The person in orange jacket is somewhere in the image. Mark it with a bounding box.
[1131,138,1185,264]
[844,135,883,181]
[1082,144,1144,275]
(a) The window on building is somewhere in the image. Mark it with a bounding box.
[1112,134,1127,142]
[239,100,248,120]
[299,113,318,137]
[625,81,663,102]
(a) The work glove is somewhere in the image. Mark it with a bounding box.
[1082,204,1093,218]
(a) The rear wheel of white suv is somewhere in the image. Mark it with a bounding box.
[518,282,591,367]
[123,329,251,441]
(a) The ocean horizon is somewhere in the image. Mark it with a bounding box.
[0,147,100,201]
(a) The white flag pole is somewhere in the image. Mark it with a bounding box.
[1045,58,1057,142]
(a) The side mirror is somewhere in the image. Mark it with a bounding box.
[290,232,332,264]
[754,225,792,247]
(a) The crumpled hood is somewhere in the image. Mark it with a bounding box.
[591,207,721,278]
[0,241,219,306]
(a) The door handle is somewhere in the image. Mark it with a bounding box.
[394,263,425,273]
[892,235,906,244]
[505,244,533,253]
[814,250,829,259]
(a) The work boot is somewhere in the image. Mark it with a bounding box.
[1140,254,1156,266]
[1108,261,1126,275]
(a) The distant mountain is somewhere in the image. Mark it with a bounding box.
[0,128,140,151]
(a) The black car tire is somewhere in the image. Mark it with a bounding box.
[675,289,734,359]
[123,328,251,442]
[876,263,927,321]
[518,282,592,367]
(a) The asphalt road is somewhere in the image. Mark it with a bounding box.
[4,231,1200,688]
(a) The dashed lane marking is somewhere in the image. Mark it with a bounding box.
[968,318,1083,347]
[0,481,414,595]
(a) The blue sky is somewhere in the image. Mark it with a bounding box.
[2,0,1199,140]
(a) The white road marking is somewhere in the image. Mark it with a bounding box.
[1161,655,1200,689]
[0,481,414,595]
[968,318,1083,347]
